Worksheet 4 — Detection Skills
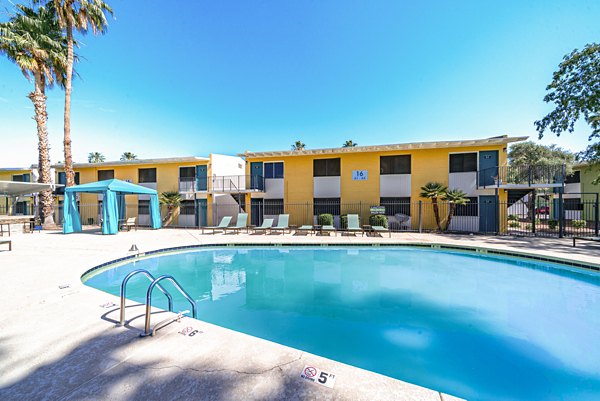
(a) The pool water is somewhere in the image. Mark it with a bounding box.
[84,247,600,401]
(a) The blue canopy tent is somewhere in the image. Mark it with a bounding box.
[63,179,161,235]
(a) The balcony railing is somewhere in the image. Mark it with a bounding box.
[178,175,265,193]
[477,165,567,188]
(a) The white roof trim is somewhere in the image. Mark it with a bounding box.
[240,136,528,158]
[52,156,210,169]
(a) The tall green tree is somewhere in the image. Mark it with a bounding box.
[442,189,469,231]
[120,152,137,161]
[0,3,67,227]
[291,140,306,151]
[420,182,447,231]
[48,0,113,187]
[88,151,105,163]
[342,140,357,147]
[508,142,575,168]
[535,43,600,173]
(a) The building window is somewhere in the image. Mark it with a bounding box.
[180,200,195,215]
[264,199,284,215]
[564,198,583,211]
[313,158,341,177]
[12,174,30,182]
[138,200,150,215]
[58,172,80,185]
[380,155,411,175]
[314,198,340,216]
[455,197,478,216]
[380,197,411,216]
[565,171,580,184]
[264,162,284,179]
[138,168,157,183]
[179,167,195,180]
[15,201,27,214]
[449,153,477,173]
[98,170,114,181]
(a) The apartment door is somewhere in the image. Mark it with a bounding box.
[479,195,498,233]
[250,162,264,191]
[196,165,207,191]
[195,199,207,227]
[479,150,499,186]
[251,198,263,226]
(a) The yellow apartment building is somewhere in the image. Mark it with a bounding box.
[240,135,529,232]
[53,153,245,226]
[0,167,36,215]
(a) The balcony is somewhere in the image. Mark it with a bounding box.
[179,175,265,194]
[477,165,566,189]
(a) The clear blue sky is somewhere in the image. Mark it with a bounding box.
[1,0,599,166]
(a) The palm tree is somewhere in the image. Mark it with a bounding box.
[88,152,105,163]
[50,0,113,187]
[0,3,67,227]
[291,140,306,151]
[342,140,357,147]
[420,182,448,231]
[442,188,469,231]
[159,191,182,226]
[120,152,137,161]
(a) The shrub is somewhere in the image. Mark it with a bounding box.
[369,214,388,227]
[508,214,519,221]
[525,223,532,231]
[509,221,520,228]
[340,214,348,229]
[572,219,587,229]
[548,219,559,230]
[535,218,541,225]
[317,213,334,226]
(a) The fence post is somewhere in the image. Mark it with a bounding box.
[594,193,600,237]
[418,200,423,233]
[531,190,536,235]
[558,190,564,238]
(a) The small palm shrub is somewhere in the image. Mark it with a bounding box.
[525,223,532,231]
[572,219,587,229]
[369,214,388,227]
[548,219,559,230]
[509,221,521,228]
[508,214,519,221]
[317,213,334,226]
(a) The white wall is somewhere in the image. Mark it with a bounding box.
[380,175,411,197]
[564,182,581,195]
[448,172,478,195]
[265,179,284,199]
[211,154,245,177]
[448,216,479,232]
[314,177,341,198]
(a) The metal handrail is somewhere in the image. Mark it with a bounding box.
[119,269,173,326]
[143,275,197,336]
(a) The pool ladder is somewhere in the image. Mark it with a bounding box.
[119,269,197,337]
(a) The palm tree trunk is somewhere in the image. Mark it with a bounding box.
[63,18,75,187]
[432,198,442,231]
[29,71,55,227]
[445,203,456,231]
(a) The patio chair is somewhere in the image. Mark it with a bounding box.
[295,225,314,235]
[253,218,274,235]
[572,236,600,247]
[223,213,248,234]
[345,214,364,236]
[371,225,391,238]
[269,214,290,234]
[120,217,137,232]
[201,216,232,234]
[320,225,337,236]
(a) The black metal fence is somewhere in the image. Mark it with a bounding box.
[1,196,598,237]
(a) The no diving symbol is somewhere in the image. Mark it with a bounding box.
[304,366,317,378]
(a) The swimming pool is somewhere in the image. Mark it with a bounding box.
[83,246,600,401]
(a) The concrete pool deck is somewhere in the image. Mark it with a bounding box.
[1,229,599,401]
